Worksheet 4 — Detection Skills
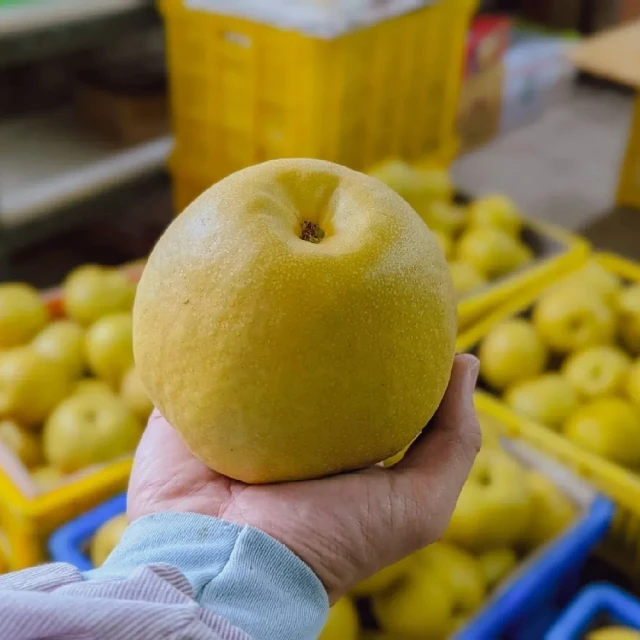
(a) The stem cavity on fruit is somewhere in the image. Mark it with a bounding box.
[300,220,325,244]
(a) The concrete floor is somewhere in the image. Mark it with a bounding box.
[453,83,635,236]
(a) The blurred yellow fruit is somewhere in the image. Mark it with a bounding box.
[589,628,640,640]
[417,542,486,614]
[30,465,64,492]
[90,513,128,567]
[434,231,454,260]
[564,397,640,466]
[32,320,85,380]
[468,194,522,237]
[449,261,487,298]
[0,419,40,468]
[479,319,548,391]
[557,262,621,303]
[0,347,71,428]
[563,346,631,399]
[319,598,359,640]
[478,413,503,448]
[63,265,135,327]
[625,359,640,407]
[372,568,454,638]
[85,313,134,388]
[0,283,48,349]
[444,448,532,552]
[120,368,154,424]
[351,557,413,596]
[505,374,579,431]
[423,201,467,236]
[72,379,115,398]
[457,228,532,280]
[43,393,140,472]
[524,471,575,549]
[617,284,640,355]
[477,549,517,590]
[533,287,615,354]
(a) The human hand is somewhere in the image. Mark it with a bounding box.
[128,354,481,603]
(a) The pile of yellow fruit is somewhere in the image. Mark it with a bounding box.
[320,429,576,639]
[368,159,533,300]
[90,513,129,567]
[478,261,640,468]
[0,265,153,492]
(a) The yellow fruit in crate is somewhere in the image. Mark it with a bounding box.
[625,359,640,408]
[134,159,457,484]
[449,261,487,298]
[351,557,413,596]
[523,471,575,549]
[563,346,631,399]
[63,265,135,327]
[444,448,532,551]
[435,231,454,260]
[505,374,579,431]
[477,548,517,590]
[120,368,154,424]
[478,413,503,449]
[72,378,115,398]
[417,542,486,614]
[32,320,85,380]
[85,313,134,388]
[43,393,140,472]
[589,628,640,640]
[564,398,640,467]
[557,262,621,303]
[456,228,532,280]
[372,568,454,639]
[0,419,40,468]
[617,284,640,355]
[478,319,548,391]
[319,598,359,640]
[468,194,522,237]
[30,465,65,491]
[0,347,71,428]
[90,514,129,567]
[533,287,615,354]
[0,283,48,349]
[423,201,467,236]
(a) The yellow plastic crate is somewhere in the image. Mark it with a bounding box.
[459,253,640,577]
[458,218,590,329]
[161,0,476,185]
[0,262,144,570]
[618,94,640,210]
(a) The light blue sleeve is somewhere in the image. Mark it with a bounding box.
[86,513,329,640]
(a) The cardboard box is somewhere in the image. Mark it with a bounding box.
[458,63,504,151]
[466,15,511,76]
[620,0,640,23]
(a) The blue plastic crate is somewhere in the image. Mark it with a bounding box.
[48,493,126,571]
[546,584,640,639]
[457,496,615,640]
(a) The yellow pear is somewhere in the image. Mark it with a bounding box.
[134,159,457,484]
[120,368,154,424]
[319,598,359,640]
[0,419,41,468]
[423,201,467,236]
[468,194,522,237]
[434,231,454,260]
[90,514,129,567]
[72,379,115,398]
[449,261,487,299]
[617,284,640,355]
[351,557,413,597]
[479,319,548,391]
[32,320,85,380]
[477,548,517,591]
[0,347,71,428]
[564,398,640,467]
[63,265,135,327]
[0,283,48,349]
[589,628,640,640]
[625,359,640,408]
[505,374,580,431]
[456,228,532,280]
[556,262,621,304]
[533,287,615,354]
[563,346,631,399]
[30,465,65,492]
[85,313,134,389]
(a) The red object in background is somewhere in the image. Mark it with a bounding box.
[466,15,512,77]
